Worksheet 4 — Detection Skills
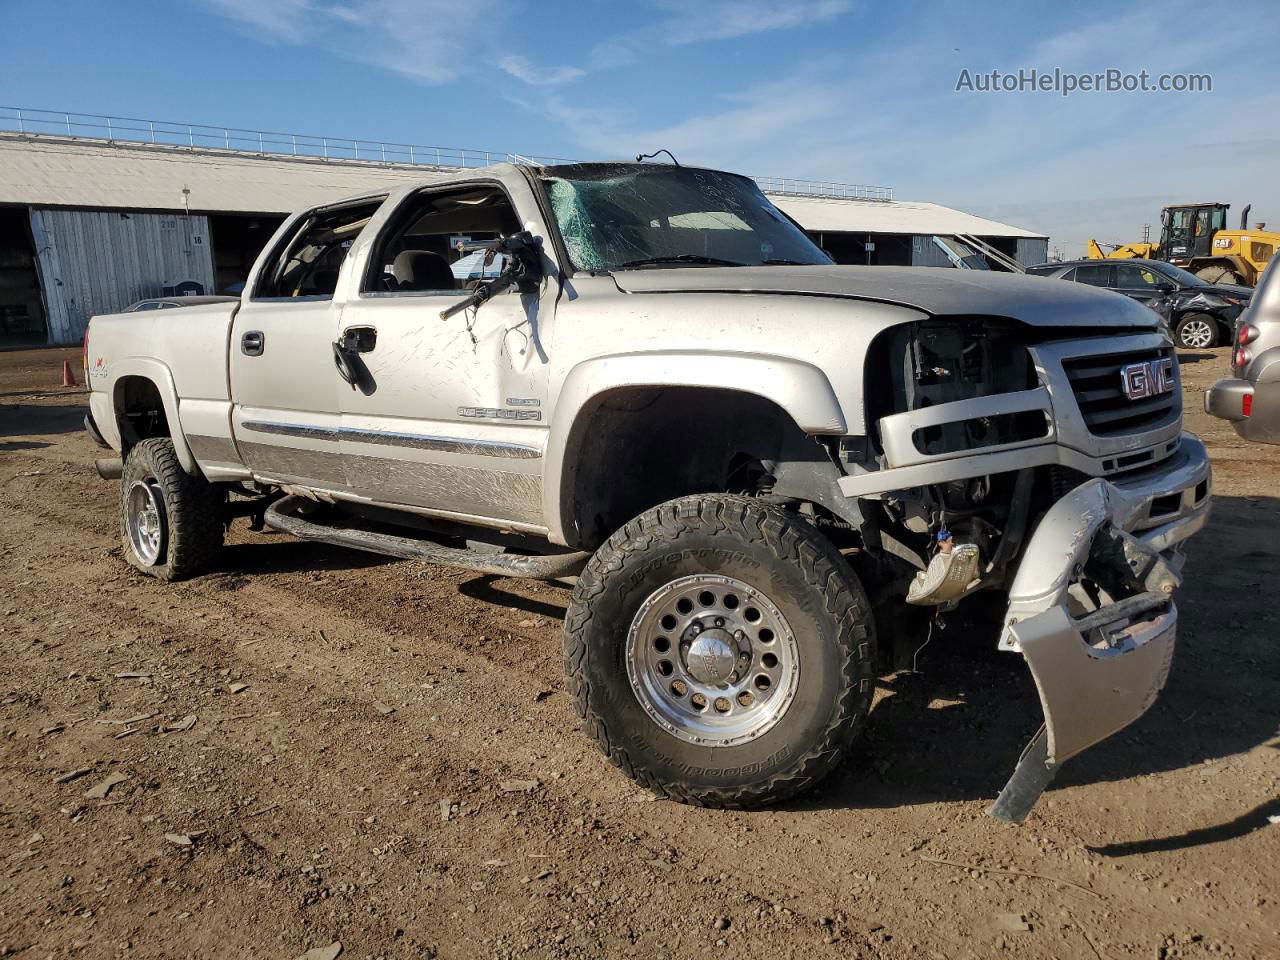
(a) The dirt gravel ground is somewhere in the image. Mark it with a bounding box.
[0,345,1277,960]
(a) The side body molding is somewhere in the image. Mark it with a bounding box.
[107,357,197,474]
[542,351,847,545]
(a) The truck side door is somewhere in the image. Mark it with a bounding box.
[229,197,385,491]
[333,178,559,531]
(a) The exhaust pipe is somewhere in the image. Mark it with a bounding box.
[95,457,123,480]
[1241,204,1251,230]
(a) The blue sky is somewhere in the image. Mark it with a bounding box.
[5,0,1279,256]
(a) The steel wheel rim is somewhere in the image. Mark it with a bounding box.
[126,479,166,565]
[1180,319,1213,348]
[625,573,800,746]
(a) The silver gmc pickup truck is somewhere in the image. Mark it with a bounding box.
[83,161,1211,821]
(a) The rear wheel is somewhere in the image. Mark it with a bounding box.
[1175,312,1220,349]
[121,438,224,580]
[563,495,875,808]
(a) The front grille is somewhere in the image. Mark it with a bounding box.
[1062,346,1179,436]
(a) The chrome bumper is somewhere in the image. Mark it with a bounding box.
[989,434,1212,822]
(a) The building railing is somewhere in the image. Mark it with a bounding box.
[0,106,571,170]
[753,177,893,202]
[0,106,892,202]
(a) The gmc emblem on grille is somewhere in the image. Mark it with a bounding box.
[1119,357,1175,401]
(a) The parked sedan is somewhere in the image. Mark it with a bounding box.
[1205,257,1280,444]
[1026,258,1252,348]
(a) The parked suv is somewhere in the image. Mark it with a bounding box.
[1206,256,1280,443]
[1026,258,1251,348]
[83,161,1210,822]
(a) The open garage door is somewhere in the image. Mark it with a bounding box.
[0,208,47,348]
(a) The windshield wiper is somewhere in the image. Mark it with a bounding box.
[760,258,814,266]
[613,254,745,269]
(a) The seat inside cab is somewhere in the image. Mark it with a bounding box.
[371,187,521,293]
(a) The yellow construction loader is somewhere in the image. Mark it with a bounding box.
[1088,202,1278,286]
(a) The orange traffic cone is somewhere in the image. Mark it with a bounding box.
[61,359,78,387]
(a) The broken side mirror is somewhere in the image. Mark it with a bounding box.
[440,231,544,320]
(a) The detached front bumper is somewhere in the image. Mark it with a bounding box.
[989,434,1212,823]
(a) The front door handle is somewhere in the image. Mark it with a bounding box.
[241,331,265,356]
[341,325,377,353]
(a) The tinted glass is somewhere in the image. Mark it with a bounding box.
[1074,265,1111,286]
[1115,265,1162,287]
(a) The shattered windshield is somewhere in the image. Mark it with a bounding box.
[540,165,831,272]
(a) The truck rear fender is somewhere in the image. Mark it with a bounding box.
[109,358,197,475]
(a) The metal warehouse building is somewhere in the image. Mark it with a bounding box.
[0,109,1047,347]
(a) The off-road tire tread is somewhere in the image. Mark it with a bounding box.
[563,494,874,809]
[121,438,224,581]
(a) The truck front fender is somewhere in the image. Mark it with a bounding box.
[542,351,846,544]
[108,357,197,475]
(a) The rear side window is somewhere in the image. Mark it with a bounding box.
[255,199,384,299]
[1074,264,1112,287]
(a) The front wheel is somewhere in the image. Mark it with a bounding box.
[121,438,224,580]
[1174,312,1221,349]
[563,495,875,808]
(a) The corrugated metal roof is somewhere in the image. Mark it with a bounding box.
[0,133,1046,239]
[769,194,1047,240]
[0,134,445,213]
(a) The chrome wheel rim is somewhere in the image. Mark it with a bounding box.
[625,574,799,746]
[1180,319,1214,349]
[126,479,166,565]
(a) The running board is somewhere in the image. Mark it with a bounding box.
[264,495,588,580]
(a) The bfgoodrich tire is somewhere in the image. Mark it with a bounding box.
[120,438,224,581]
[563,495,875,808]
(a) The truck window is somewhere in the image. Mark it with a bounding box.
[362,185,521,295]
[255,198,384,300]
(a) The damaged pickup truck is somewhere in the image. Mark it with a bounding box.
[83,161,1210,820]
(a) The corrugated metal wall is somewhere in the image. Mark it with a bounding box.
[29,208,216,343]
[1015,237,1049,266]
[911,235,955,268]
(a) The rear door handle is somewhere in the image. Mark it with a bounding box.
[241,331,265,356]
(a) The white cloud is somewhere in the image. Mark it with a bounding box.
[534,4,1280,257]
[497,55,585,87]
[204,0,494,84]
[657,0,853,45]
[204,0,318,42]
